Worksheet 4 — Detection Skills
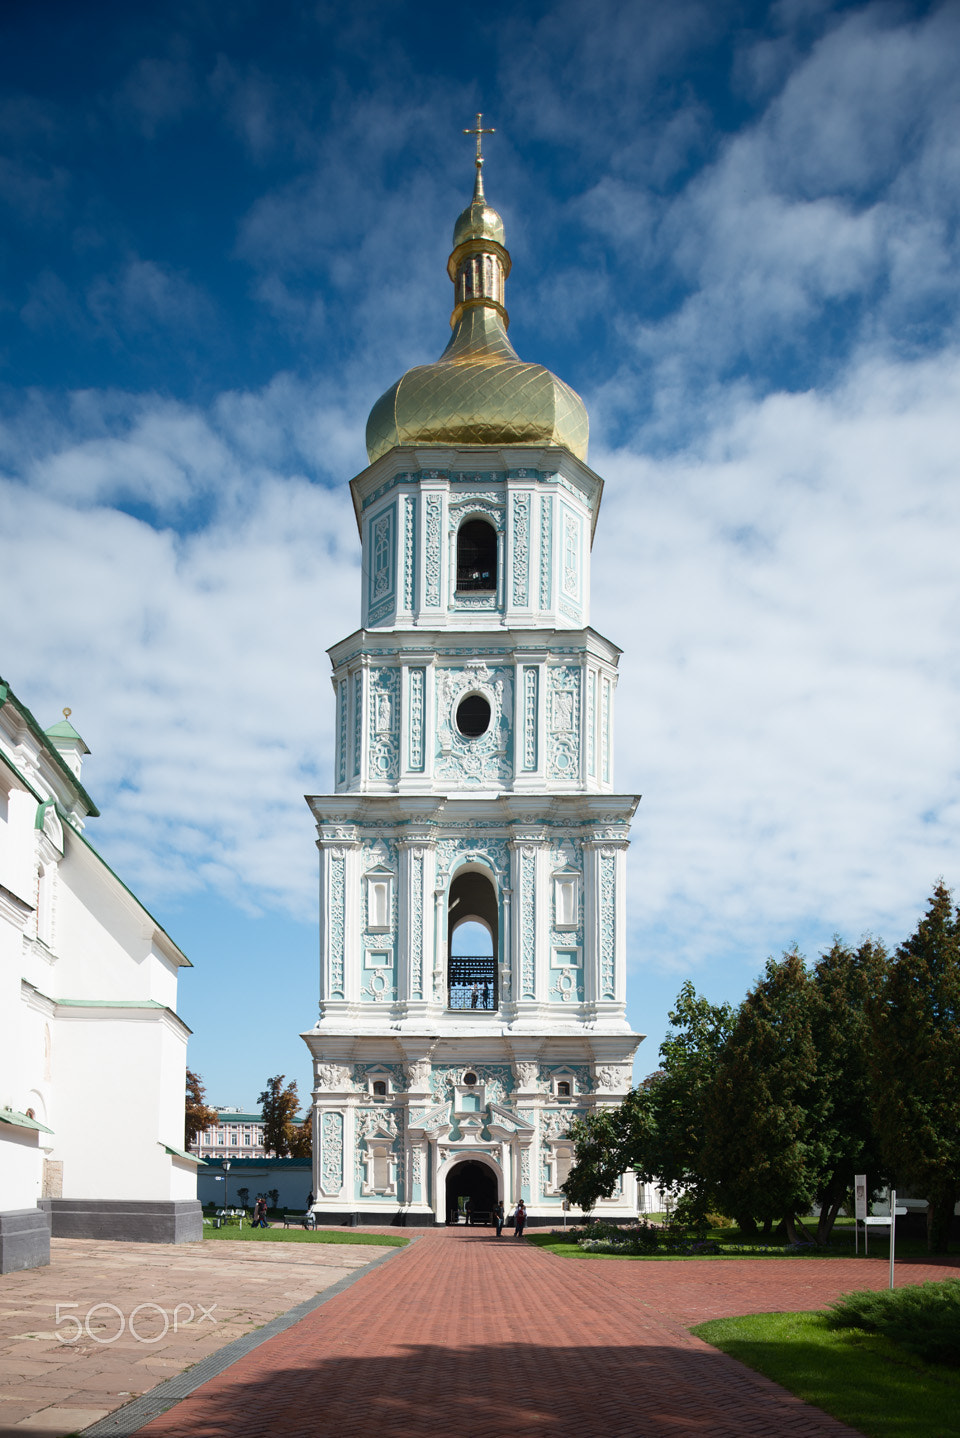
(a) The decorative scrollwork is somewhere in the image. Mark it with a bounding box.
[329,853,346,997]
[316,1061,350,1090]
[425,494,442,607]
[547,665,581,782]
[512,491,530,607]
[539,493,552,610]
[320,1111,343,1194]
[368,668,400,781]
[599,850,617,999]
[404,496,416,611]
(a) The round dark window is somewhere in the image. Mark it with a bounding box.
[456,693,491,738]
[463,1072,478,1086]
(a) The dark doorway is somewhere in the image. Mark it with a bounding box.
[445,1160,498,1225]
[456,519,497,592]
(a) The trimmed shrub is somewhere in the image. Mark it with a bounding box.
[825,1279,960,1366]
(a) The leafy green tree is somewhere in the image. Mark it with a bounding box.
[644,982,734,1227]
[289,1113,313,1159]
[258,1075,300,1158]
[563,1085,655,1211]
[704,951,825,1243]
[184,1069,217,1151]
[563,982,732,1220]
[809,938,889,1243]
[870,882,960,1252]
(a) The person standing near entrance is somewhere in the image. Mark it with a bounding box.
[514,1200,526,1237]
[494,1200,505,1237]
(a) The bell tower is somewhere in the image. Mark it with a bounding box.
[303,121,642,1225]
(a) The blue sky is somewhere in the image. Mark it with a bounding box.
[3,0,960,1108]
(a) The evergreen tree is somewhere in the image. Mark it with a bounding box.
[870,882,960,1252]
[184,1069,217,1151]
[704,951,825,1243]
[258,1075,300,1157]
[809,938,888,1243]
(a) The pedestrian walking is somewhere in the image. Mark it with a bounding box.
[514,1199,526,1237]
[494,1200,505,1237]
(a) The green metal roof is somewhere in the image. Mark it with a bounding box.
[0,678,99,817]
[44,717,88,747]
[162,1142,207,1165]
[0,1107,54,1134]
[203,1156,312,1168]
[55,997,167,1008]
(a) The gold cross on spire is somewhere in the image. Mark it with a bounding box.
[464,112,495,169]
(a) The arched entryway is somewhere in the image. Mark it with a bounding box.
[448,868,499,1011]
[445,1159,498,1225]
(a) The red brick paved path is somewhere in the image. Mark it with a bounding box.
[134,1229,960,1438]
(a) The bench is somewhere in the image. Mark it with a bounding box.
[282,1212,315,1229]
[212,1208,246,1229]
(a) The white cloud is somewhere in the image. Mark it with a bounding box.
[86,258,216,339]
[592,344,960,982]
[1,384,360,919]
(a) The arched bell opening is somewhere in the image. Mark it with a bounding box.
[447,867,498,1012]
[456,518,497,593]
[444,1158,499,1225]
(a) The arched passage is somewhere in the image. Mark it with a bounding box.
[448,868,498,1011]
[445,1159,498,1224]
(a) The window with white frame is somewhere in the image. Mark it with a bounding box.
[365,871,393,931]
[553,872,579,929]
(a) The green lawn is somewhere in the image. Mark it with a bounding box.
[202,1223,408,1247]
[692,1310,960,1438]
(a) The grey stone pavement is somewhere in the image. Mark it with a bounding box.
[0,1234,389,1436]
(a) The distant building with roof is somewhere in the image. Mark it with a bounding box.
[0,678,202,1273]
[193,1108,309,1161]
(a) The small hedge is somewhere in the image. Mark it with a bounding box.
[825,1278,960,1366]
[571,1218,821,1258]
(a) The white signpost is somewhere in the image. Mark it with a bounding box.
[854,1174,867,1255]
[861,1183,908,1287]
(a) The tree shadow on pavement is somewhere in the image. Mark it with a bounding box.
[123,1338,858,1438]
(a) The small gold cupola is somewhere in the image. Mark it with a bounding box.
[365,116,589,464]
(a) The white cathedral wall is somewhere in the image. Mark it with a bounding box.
[51,1012,188,1200]
[49,838,179,1008]
[0,1128,43,1210]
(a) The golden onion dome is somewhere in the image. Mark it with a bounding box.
[365,132,588,465]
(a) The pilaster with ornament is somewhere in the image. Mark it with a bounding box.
[508,482,533,614]
[318,826,361,1003]
[352,667,364,780]
[398,833,434,1003]
[336,679,348,787]
[402,493,417,615]
[538,491,553,613]
[421,476,446,616]
[582,835,630,1005]
[509,833,544,1002]
[403,663,427,775]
